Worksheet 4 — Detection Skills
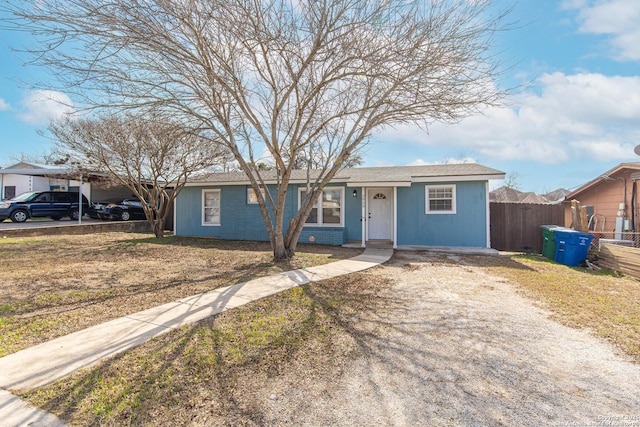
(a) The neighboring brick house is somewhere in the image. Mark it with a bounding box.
[564,163,640,236]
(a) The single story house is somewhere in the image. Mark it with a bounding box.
[564,162,640,237]
[174,163,505,249]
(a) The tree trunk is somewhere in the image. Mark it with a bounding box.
[152,218,165,238]
[146,200,170,239]
[272,232,289,261]
[283,217,303,258]
[279,190,323,260]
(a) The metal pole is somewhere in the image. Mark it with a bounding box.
[361,187,366,248]
[78,172,83,224]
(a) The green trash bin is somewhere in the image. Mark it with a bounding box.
[541,225,562,259]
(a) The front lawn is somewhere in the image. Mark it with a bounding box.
[0,232,361,357]
[2,236,638,425]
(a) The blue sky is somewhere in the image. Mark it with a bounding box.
[1,0,640,194]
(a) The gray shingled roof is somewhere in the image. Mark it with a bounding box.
[489,186,528,203]
[188,163,504,185]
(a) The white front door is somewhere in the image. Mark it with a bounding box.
[367,188,393,240]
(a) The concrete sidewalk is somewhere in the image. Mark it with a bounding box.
[0,247,392,427]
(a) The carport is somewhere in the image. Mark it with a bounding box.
[0,161,135,203]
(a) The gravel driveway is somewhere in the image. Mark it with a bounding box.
[240,251,640,426]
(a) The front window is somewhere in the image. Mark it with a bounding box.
[10,192,38,202]
[202,189,221,225]
[425,185,456,214]
[299,187,344,226]
[322,188,342,224]
[247,187,266,205]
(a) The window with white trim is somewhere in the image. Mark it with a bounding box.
[202,189,221,225]
[299,187,344,226]
[425,185,456,214]
[247,187,265,205]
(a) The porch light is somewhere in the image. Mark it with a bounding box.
[352,189,357,198]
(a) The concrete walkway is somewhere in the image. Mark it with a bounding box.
[0,248,393,427]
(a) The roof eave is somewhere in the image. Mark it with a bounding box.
[346,181,412,187]
[0,168,75,175]
[412,173,505,183]
[185,173,505,187]
[566,163,640,200]
[185,177,350,187]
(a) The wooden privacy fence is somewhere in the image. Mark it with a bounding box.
[596,244,640,280]
[490,202,565,252]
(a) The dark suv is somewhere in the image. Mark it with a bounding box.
[0,191,90,223]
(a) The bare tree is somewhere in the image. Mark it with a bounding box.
[504,171,521,190]
[48,115,228,238]
[3,0,510,260]
[288,147,364,170]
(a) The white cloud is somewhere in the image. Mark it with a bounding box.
[0,98,9,111]
[532,72,640,125]
[380,72,640,164]
[568,139,637,160]
[566,0,640,61]
[17,89,75,125]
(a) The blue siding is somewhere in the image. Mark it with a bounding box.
[220,186,272,241]
[176,180,488,248]
[175,186,221,238]
[298,228,346,246]
[176,184,348,245]
[396,181,487,247]
[344,188,363,242]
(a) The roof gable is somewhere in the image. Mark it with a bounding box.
[489,186,526,202]
[566,162,640,200]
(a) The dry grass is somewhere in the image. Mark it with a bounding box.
[0,232,361,357]
[4,235,640,425]
[466,253,640,362]
[23,271,387,426]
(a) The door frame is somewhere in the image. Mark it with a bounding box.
[365,187,397,246]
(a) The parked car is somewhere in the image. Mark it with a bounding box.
[95,199,147,221]
[87,201,115,219]
[0,191,90,223]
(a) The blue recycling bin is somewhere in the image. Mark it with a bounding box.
[553,229,595,267]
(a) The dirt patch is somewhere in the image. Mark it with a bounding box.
[216,252,640,426]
